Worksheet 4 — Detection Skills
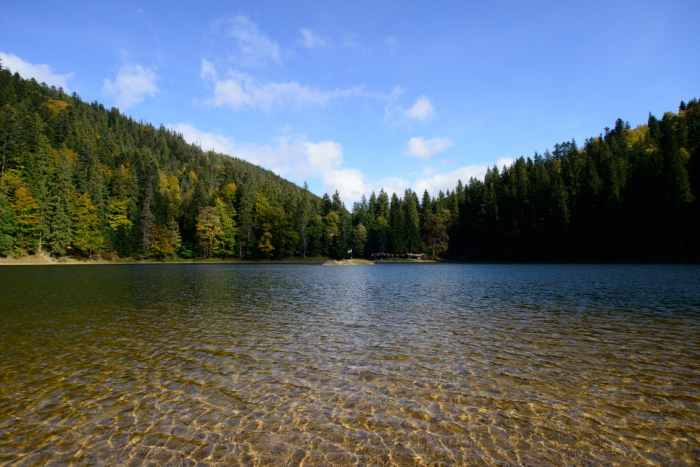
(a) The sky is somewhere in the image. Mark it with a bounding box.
[2,0,699,205]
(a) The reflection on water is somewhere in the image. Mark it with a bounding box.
[1,263,699,465]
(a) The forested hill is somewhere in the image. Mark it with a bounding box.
[352,101,700,262]
[0,63,349,260]
[1,63,698,262]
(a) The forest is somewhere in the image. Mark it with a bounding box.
[1,62,698,262]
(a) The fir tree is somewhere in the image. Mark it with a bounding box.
[49,149,73,255]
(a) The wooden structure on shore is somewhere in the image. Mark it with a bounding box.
[371,252,424,260]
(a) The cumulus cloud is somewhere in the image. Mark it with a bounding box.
[384,93,436,123]
[301,142,411,203]
[103,64,159,109]
[299,28,326,48]
[201,64,367,111]
[413,166,489,196]
[404,95,435,121]
[0,52,74,90]
[321,168,367,203]
[222,15,280,67]
[405,136,454,160]
[305,141,342,172]
[302,141,372,203]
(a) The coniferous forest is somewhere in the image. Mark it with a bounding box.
[1,63,698,262]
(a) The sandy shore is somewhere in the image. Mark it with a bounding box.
[322,259,375,266]
[0,253,326,266]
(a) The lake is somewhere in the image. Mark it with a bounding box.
[1,263,699,465]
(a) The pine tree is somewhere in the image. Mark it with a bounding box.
[24,134,53,251]
[0,104,17,195]
[326,190,350,257]
[49,149,73,255]
[236,175,255,259]
[389,192,405,253]
[140,184,156,254]
[403,189,421,252]
[660,112,693,254]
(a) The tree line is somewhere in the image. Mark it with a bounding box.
[1,62,698,261]
[350,104,700,262]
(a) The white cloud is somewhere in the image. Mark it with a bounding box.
[298,143,411,205]
[299,28,326,48]
[322,168,367,203]
[200,61,396,114]
[0,52,74,90]
[200,58,218,81]
[223,15,280,67]
[420,166,435,178]
[103,64,159,109]
[405,95,435,121]
[405,136,454,160]
[201,66,366,111]
[413,166,488,196]
[302,141,371,203]
[305,141,342,172]
[384,93,436,123]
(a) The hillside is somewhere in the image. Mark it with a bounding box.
[352,102,700,262]
[1,64,698,262]
[0,64,360,260]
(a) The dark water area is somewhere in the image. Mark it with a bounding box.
[1,263,699,465]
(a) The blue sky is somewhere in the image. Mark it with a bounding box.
[2,0,699,204]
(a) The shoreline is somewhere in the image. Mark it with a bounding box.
[2,254,694,266]
[0,254,327,266]
[0,254,439,266]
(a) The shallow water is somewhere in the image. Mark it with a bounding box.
[1,263,699,465]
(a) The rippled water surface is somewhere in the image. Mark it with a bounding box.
[1,263,699,465]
